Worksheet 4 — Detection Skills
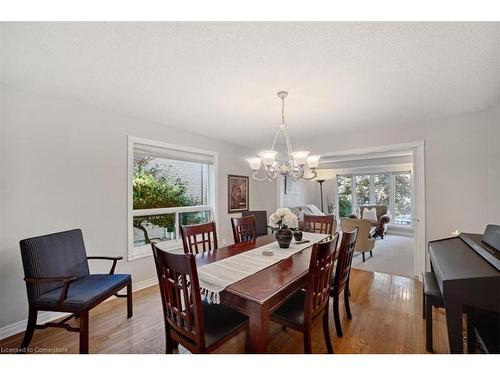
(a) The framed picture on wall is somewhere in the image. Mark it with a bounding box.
[228,175,249,213]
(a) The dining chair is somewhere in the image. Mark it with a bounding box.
[231,215,257,244]
[151,242,249,353]
[270,233,340,353]
[180,222,218,254]
[330,227,359,337]
[303,214,337,235]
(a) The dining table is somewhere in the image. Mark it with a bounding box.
[194,233,326,353]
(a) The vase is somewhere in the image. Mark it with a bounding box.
[293,230,303,241]
[275,228,293,249]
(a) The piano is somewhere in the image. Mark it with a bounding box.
[428,224,500,353]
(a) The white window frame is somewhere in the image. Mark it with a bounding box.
[336,169,412,226]
[127,136,218,261]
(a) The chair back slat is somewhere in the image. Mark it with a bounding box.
[180,222,218,254]
[333,227,359,294]
[231,216,257,244]
[304,233,339,322]
[151,243,205,348]
[303,215,336,235]
[19,229,90,301]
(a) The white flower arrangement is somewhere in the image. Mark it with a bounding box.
[268,207,299,230]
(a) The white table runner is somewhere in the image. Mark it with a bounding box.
[197,232,328,303]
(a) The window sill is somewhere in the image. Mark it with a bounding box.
[128,241,184,261]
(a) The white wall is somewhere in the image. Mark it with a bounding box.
[0,85,277,331]
[486,104,500,225]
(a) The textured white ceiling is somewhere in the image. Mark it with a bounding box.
[1,22,499,150]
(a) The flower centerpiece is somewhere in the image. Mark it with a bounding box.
[268,208,299,248]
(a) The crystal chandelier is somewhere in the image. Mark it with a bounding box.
[247,91,321,182]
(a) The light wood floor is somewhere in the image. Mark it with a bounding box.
[0,269,450,354]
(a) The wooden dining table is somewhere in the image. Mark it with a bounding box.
[194,234,322,353]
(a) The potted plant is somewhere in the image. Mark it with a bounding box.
[268,208,299,248]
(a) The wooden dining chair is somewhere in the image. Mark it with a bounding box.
[180,222,218,254]
[151,242,249,353]
[330,227,359,337]
[303,214,337,235]
[231,215,257,244]
[271,233,340,353]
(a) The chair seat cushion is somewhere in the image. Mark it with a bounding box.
[271,290,306,327]
[195,301,248,348]
[33,274,131,310]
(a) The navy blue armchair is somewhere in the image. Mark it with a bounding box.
[19,229,132,353]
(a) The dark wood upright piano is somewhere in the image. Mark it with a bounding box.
[428,224,500,353]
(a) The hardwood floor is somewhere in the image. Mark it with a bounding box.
[0,269,450,354]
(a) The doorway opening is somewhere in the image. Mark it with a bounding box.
[278,141,425,279]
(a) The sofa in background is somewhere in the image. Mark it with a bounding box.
[288,204,325,223]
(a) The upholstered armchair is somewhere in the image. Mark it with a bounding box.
[358,205,391,239]
[19,229,132,354]
[341,218,376,262]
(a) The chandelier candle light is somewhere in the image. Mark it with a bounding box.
[247,91,321,182]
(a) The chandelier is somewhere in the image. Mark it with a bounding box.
[247,91,321,182]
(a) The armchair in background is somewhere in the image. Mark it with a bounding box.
[341,218,376,262]
[358,205,392,239]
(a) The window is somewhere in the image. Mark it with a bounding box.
[128,137,217,260]
[355,175,370,206]
[394,172,411,225]
[374,174,390,206]
[337,175,352,218]
[336,170,412,225]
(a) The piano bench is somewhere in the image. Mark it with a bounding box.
[422,272,444,353]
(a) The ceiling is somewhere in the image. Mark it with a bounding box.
[1,22,499,150]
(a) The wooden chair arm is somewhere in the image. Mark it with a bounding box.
[24,276,76,306]
[87,256,123,275]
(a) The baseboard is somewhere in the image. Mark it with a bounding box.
[0,311,70,341]
[0,277,158,341]
[386,228,414,237]
[131,277,158,292]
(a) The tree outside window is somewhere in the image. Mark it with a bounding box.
[355,175,370,206]
[374,174,390,206]
[133,156,209,246]
[394,173,411,224]
[337,175,352,218]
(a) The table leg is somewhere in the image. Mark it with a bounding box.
[444,301,464,354]
[248,301,269,353]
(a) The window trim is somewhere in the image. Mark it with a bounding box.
[127,136,218,261]
[336,169,412,225]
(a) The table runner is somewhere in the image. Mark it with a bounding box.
[198,232,328,303]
